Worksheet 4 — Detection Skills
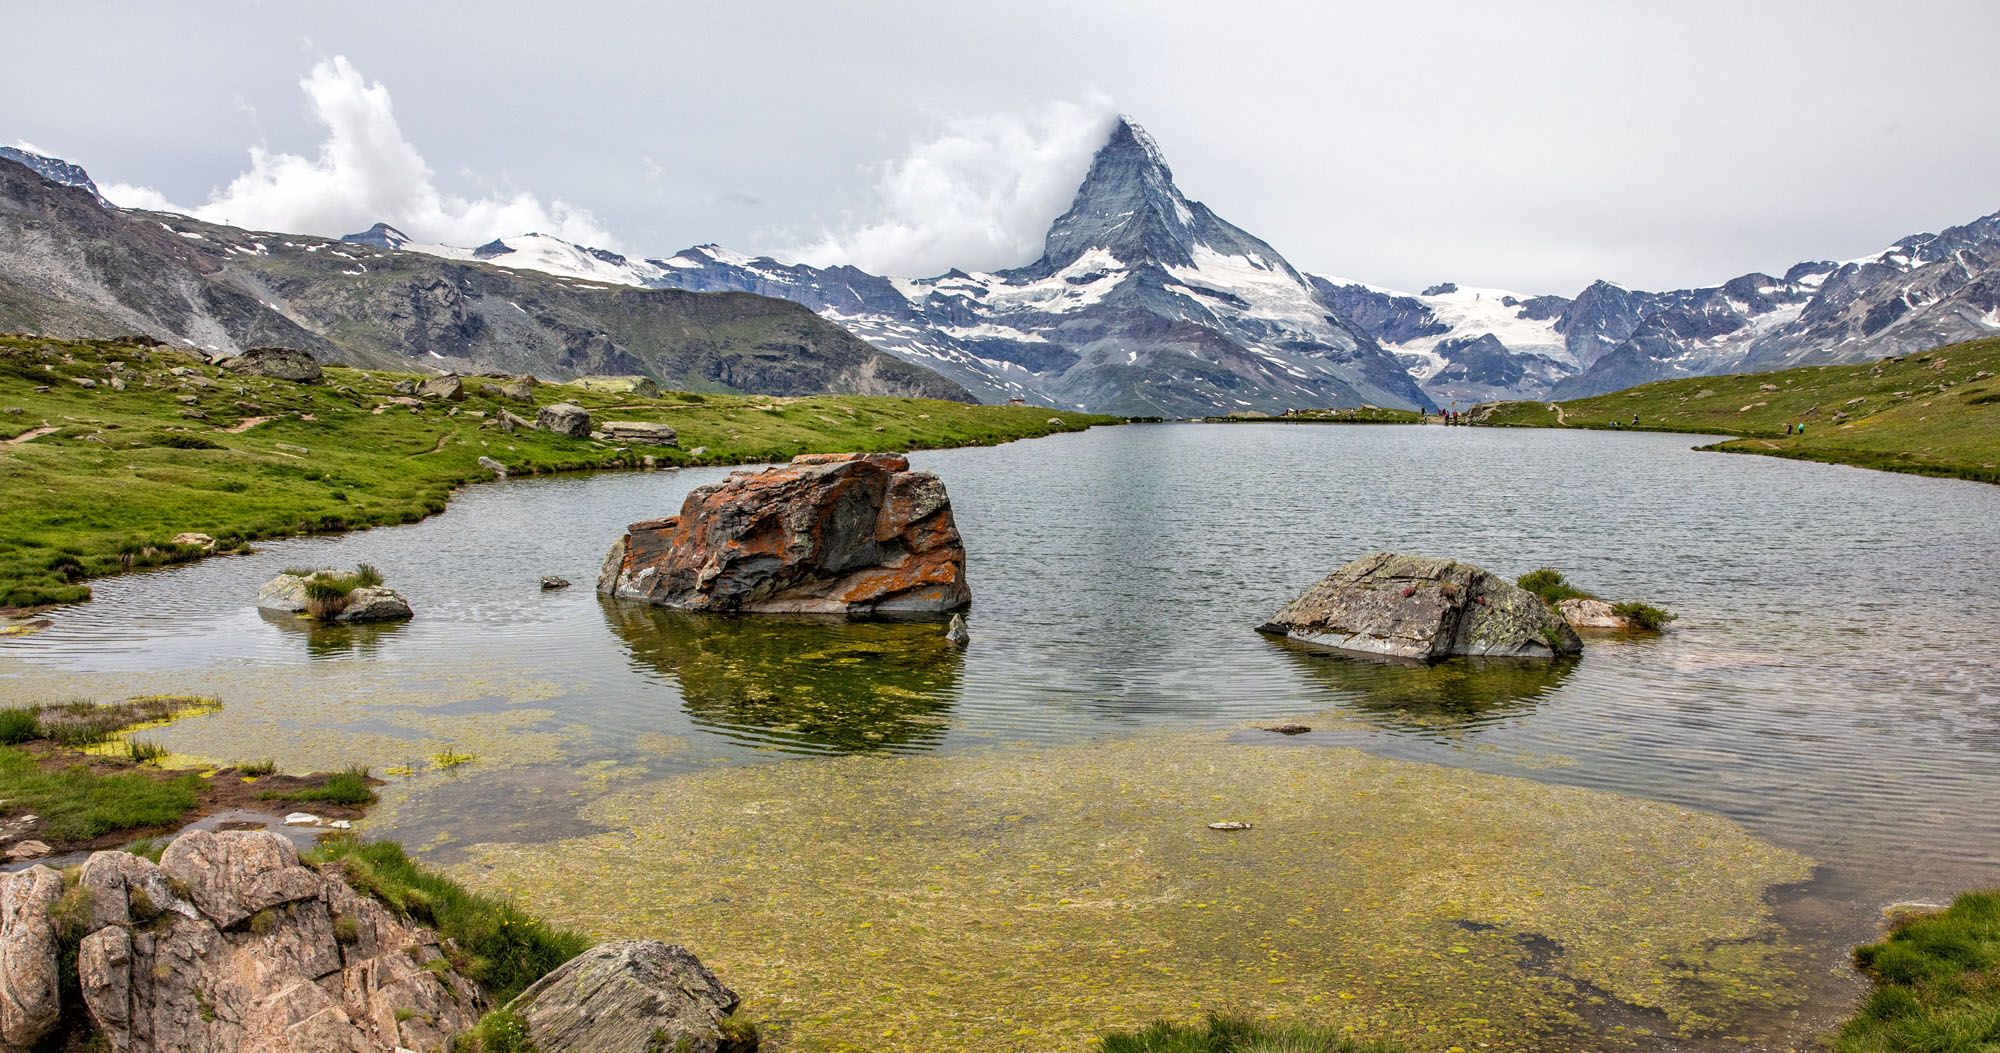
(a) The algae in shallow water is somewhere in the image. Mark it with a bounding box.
[454,733,1813,1053]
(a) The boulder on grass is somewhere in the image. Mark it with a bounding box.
[416,375,465,401]
[217,347,321,384]
[505,940,755,1053]
[598,421,677,446]
[1259,552,1580,662]
[537,402,591,439]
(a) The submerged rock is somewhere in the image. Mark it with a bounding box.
[216,347,321,383]
[1557,596,1631,629]
[597,452,971,616]
[505,940,755,1053]
[541,576,571,591]
[537,402,591,439]
[1259,552,1580,662]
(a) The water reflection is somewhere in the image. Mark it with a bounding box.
[1270,637,1575,735]
[256,609,409,660]
[601,599,964,754]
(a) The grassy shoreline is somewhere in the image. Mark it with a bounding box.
[0,334,1116,609]
[1471,336,2000,484]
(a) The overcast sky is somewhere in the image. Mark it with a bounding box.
[7,1,1999,293]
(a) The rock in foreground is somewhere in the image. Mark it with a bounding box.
[506,940,754,1053]
[598,452,970,616]
[19,832,481,1052]
[1259,552,1580,662]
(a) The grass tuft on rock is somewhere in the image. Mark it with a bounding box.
[1611,601,1676,631]
[310,838,589,1006]
[451,1009,536,1053]
[1837,890,2000,1053]
[1517,568,1595,605]
[1097,1015,1407,1053]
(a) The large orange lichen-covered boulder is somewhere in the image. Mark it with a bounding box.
[597,452,971,616]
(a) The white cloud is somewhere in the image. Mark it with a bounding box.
[100,56,616,248]
[782,100,1116,277]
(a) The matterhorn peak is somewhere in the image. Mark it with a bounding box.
[1036,114,1203,272]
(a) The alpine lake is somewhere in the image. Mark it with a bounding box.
[5,422,1996,1053]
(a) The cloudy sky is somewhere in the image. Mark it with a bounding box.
[7,1,1999,293]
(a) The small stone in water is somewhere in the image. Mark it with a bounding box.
[541,576,571,591]
[1264,724,1311,735]
[1207,821,1252,831]
[283,812,322,826]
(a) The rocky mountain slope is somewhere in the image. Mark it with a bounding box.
[0,158,970,400]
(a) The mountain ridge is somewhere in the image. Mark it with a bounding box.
[0,157,971,401]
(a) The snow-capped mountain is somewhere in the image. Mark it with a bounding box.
[314,118,2000,409]
[367,118,1434,415]
[1311,280,1578,404]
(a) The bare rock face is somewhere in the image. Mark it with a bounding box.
[217,347,322,384]
[1259,552,1581,662]
[537,402,591,438]
[597,452,971,616]
[506,940,754,1053]
[0,866,63,1048]
[71,831,482,1053]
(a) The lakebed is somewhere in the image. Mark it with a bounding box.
[3,422,1997,1051]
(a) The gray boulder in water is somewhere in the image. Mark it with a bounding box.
[1258,552,1580,662]
[505,939,756,1052]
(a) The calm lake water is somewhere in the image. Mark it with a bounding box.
[6,422,1998,1045]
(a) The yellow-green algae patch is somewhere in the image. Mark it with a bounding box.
[454,732,1813,1052]
[0,656,578,775]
